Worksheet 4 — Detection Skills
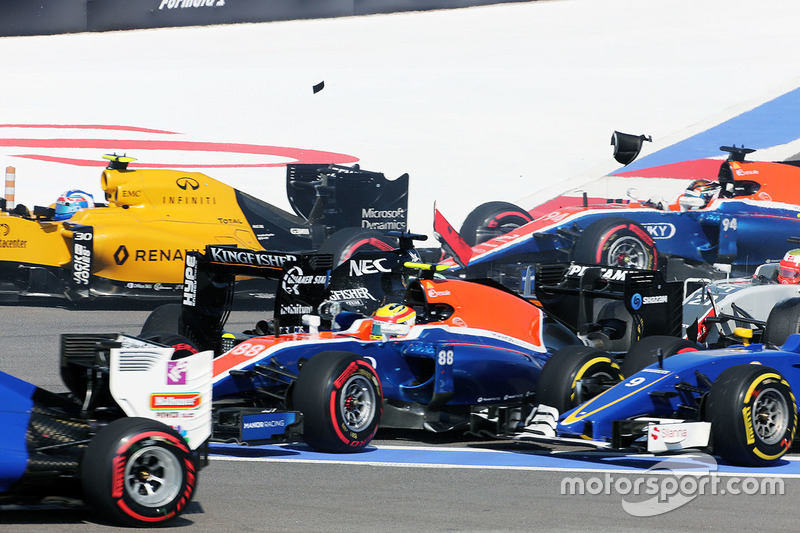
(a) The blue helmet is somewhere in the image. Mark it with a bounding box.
[54,190,95,221]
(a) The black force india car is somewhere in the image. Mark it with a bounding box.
[0,155,408,305]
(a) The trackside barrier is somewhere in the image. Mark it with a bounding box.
[0,0,536,37]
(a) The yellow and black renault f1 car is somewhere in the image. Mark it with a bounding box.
[0,155,408,304]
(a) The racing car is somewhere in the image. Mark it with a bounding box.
[0,154,408,304]
[0,333,213,526]
[518,333,800,467]
[681,261,800,348]
[437,141,800,286]
[135,238,619,452]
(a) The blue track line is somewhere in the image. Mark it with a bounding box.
[209,442,800,476]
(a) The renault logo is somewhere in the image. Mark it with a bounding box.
[176,177,200,191]
[114,245,129,265]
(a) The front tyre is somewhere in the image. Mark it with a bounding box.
[537,346,623,413]
[292,351,383,453]
[620,335,698,377]
[706,365,796,466]
[81,417,197,527]
[572,217,657,269]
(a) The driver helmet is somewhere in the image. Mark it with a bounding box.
[680,179,720,209]
[778,249,800,284]
[370,303,416,340]
[54,190,95,221]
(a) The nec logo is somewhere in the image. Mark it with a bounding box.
[349,258,392,276]
[643,223,676,239]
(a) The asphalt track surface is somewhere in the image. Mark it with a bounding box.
[2,305,800,532]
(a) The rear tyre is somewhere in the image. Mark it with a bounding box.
[459,201,533,246]
[292,351,382,452]
[571,217,657,269]
[319,228,397,266]
[537,346,623,413]
[81,417,197,527]
[763,297,800,347]
[706,365,796,466]
[140,303,183,337]
[139,332,199,360]
[620,335,698,377]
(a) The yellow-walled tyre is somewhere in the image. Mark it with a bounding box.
[707,364,796,466]
[537,346,623,413]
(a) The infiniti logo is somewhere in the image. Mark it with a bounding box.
[176,177,200,191]
[643,223,676,239]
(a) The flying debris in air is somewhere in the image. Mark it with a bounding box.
[313,81,325,94]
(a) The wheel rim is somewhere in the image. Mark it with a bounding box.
[607,236,650,268]
[339,375,376,432]
[752,387,790,445]
[125,446,182,508]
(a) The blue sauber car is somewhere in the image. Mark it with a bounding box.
[521,334,800,466]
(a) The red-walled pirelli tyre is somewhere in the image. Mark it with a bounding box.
[459,201,534,247]
[536,346,623,413]
[318,227,398,266]
[620,335,699,377]
[706,365,797,466]
[572,217,657,270]
[293,351,383,453]
[81,417,197,527]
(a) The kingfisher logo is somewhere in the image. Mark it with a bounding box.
[643,223,676,239]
